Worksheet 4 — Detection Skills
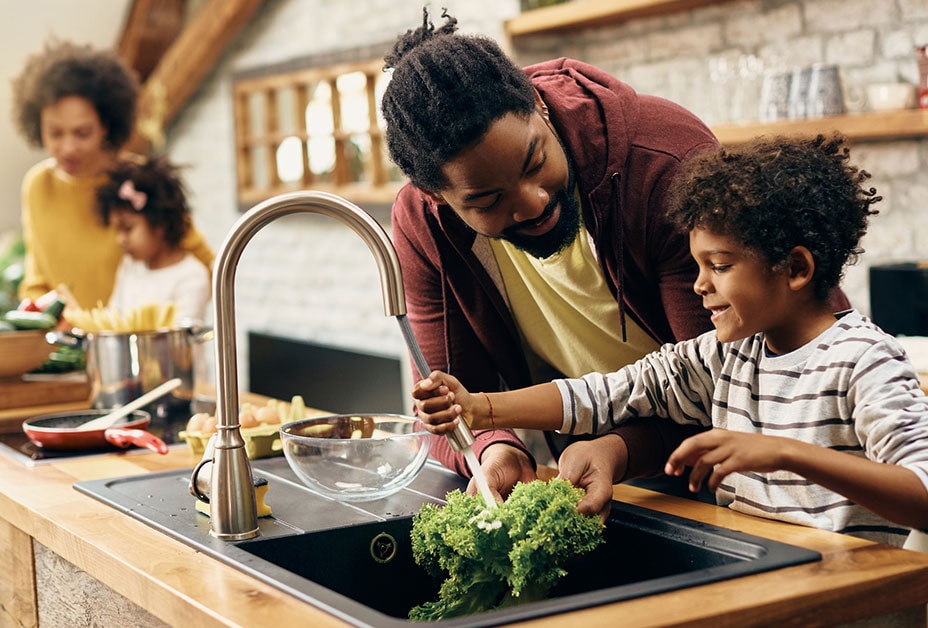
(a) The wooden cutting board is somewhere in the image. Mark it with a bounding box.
[0,375,91,414]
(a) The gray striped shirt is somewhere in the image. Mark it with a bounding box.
[555,310,928,546]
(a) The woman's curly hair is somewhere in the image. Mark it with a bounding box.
[96,155,191,248]
[666,134,881,301]
[380,8,536,193]
[11,39,139,150]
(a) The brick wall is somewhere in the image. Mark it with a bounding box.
[165,0,928,391]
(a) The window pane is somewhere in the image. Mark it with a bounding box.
[276,136,304,183]
[306,81,333,136]
[308,136,335,182]
[375,71,391,130]
[346,133,371,183]
[252,145,269,188]
[248,91,265,133]
[276,87,296,133]
[337,71,369,134]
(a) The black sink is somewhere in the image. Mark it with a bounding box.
[74,459,820,627]
[234,501,818,626]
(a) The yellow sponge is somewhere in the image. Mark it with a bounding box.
[195,477,272,518]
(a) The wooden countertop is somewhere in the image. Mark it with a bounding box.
[2,432,928,626]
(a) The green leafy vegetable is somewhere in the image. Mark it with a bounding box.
[409,478,604,622]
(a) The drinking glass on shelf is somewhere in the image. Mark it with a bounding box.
[806,64,846,118]
[787,66,812,119]
[759,71,792,122]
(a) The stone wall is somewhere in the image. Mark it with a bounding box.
[166,0,928,396]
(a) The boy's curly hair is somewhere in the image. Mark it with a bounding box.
[11,39,139,150]
[96,155,191,248]
[666,134,881,301]
[380,8,536,193]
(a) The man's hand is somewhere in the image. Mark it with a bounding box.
[470,443,537,502]
[556,435,628,521]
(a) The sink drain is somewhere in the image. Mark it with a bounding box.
[370,531,398,563]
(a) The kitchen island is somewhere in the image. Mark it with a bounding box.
[1,402,928,627]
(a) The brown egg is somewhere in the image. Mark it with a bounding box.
[186,412,210,433]
[255,405,281,425]
[202,414,218,435]
[239,410,259,429]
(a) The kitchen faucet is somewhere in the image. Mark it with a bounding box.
[192,190,475,540]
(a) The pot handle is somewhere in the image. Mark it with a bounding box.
[104,428,169,455]
[45,330,83,349]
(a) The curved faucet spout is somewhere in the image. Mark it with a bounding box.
[205,191,408,540]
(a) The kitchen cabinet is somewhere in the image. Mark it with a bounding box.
[506,1,928,145]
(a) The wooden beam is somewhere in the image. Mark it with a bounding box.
[117,0,187,83]
[127,0,265,152]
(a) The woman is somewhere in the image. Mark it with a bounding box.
[11,39,213,310]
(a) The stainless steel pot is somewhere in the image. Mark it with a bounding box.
[47,326,211,415]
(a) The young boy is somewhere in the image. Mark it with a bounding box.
[412,134,928,547]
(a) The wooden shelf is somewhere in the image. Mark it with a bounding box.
[713,109,928,145]
[505,0,730,37]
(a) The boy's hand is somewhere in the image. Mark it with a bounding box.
[412,370,490,434]
[665,429,787,493]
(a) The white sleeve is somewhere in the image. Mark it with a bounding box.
[555,331,721,435]
[850,338,928,495]
[170,257,211,323]
[106,255,133,312]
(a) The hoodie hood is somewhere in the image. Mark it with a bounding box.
[525,57,639,202]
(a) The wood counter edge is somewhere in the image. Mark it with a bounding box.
[1,450,928,628]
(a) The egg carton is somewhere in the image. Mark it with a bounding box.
[179,421,282,459]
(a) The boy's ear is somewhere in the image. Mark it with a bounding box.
[785,246,815,291]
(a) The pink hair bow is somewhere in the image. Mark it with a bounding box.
[118,180,147,211]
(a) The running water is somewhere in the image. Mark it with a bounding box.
[464,445,498,509]
[397,315,497,509]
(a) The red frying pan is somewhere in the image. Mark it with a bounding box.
[22,410,169,454]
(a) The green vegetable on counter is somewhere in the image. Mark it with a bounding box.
[30,346,86,374]
[2,309,58,330]
[409,478,604,622]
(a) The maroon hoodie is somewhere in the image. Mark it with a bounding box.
[391,58,720,478]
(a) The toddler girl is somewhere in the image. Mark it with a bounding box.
[96,156,211,323]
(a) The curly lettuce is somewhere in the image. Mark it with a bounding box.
[409,479,604,621]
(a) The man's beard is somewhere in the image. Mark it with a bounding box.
[500,169,580,259]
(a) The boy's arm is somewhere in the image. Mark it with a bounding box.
[667,430,928,530]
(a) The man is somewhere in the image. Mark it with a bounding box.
[380,9,725,514]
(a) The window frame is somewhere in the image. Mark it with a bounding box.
[231,47,403,209]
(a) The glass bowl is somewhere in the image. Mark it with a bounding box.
[280,414,432,502]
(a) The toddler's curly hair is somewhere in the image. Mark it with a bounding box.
[11,39,139,150]
[380,8,536,193]
[96,155,191,248]
[666,134,881,301]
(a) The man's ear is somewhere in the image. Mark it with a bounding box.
[786,246,815,291]
[533,88,549,119]
[422,190,445,205]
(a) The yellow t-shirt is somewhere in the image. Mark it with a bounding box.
[489,223,659,379]
[19,158,214,309]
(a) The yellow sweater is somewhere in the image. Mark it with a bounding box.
[19,158,215,309]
